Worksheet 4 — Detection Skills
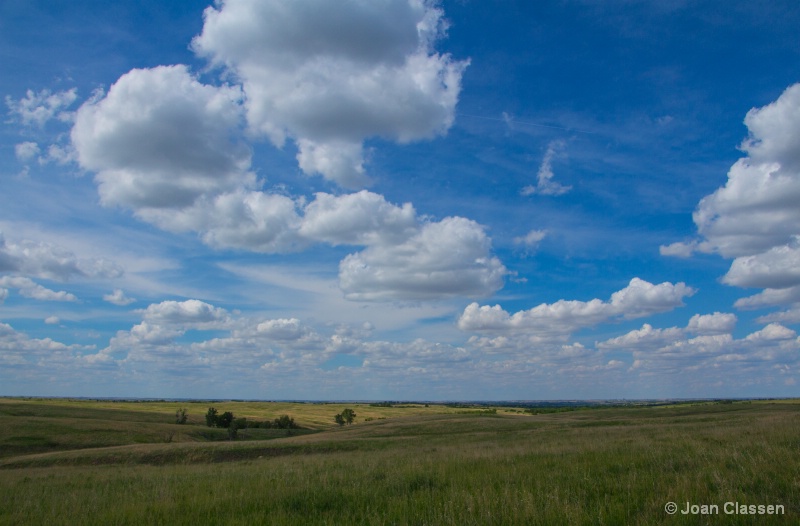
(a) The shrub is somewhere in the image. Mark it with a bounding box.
[217,411,234,429]
[175,408,188,424]
[273,415,299,429]
[205,407,218,427]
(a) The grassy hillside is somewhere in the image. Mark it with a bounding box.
[1,399,798,524]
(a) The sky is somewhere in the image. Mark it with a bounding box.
[1,0,800,400]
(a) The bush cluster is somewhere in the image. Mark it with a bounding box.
[204,408,301,438]
[334,408,356,426]
[246,415,300,429]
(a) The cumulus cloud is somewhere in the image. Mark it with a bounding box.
[735,285,800,309]
[192,0,468,187]
[72,65,253,212]
[599,314,800,382]
[459,278,694,338]
[66,7,499,303]
[6,88,77,127]
[600,312,737,352]
[755,307,800,325]
[0,321,92,369]
[0,276,77,302]
[722,240,800,289]
[0,231,122,281]
[104,289,136,306]
[745,323,797,343]
[299,190,417,246]
[662,84,800,299]
[103,299,232,356]
[339,216,507,301]
[71,78,507,300]
[686,312,737,335]
[521,141,571,196]
[597,324,685,351]
[160,190,507,302]
[141,299,229,327]
[173,190,305,253]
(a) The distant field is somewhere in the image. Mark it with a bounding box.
[1,398,798,524]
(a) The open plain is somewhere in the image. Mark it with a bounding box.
[0,398,798,524]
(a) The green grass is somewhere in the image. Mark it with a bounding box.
[0,399,798,524]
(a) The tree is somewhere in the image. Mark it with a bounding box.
[205,407,218,427]
[341,408,356,425]
[273,415,297,429]
[334,408,356,426]
[175,408,188,424]
[217,411,234,429]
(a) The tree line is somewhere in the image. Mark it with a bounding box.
[204,407,301,430]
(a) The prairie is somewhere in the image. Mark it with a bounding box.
[0,398,798,524]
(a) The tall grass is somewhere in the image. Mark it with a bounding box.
[1,402,798,524]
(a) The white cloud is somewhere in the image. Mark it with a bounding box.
[604,316,800,382]
[722,240,800,289]
[0,231,123,281]
[67,61,502,301]
[597,324,685,351]
[458,278,694,336]
[686,312,737,335]
[299,190,417,246]
[521,140,571,196]
[256,318,309,340]
[599,312,737,352]
[663,84,800,298]
[175,190,305,253]
[0,322,92,370]
[514,229,547,249]
[6,88,77,127]
[14,142,40,162]
[65,31,496,303]
[72,65,253,211]
[0,276,77,302]
[192,0,468,188]
[112,321,185,347]
[339,216,507,301]
[735,285,800,309]
[745,323,797,343]
[104,289,136,306]
[658,240,699,258]
[296,139,369,189]
[45,144,76,165]
[141,299,229,327]
[45,316,60,325]
[755,307,800,325]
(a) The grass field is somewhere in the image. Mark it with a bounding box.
[0,398,798,524]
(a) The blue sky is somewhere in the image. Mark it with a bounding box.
[2,0,800,400]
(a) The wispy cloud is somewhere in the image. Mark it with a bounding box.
[521,140,572,196]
